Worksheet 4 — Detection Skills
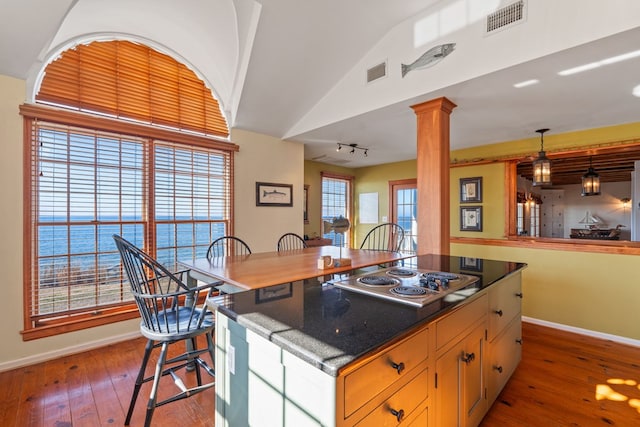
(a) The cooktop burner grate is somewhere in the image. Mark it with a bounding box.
[386,268,417,277]
[421,272,459,281]
[358,275,399,286]
[390,286,428,297]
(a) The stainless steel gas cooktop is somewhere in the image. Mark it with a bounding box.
[330,267,479,307]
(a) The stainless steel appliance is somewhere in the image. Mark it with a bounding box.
[330,266,479,307]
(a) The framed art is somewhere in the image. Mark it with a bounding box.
[459,257,483,272]
[460,177,482,203]
[460,206,482,231]
[256,182,293,207]
[255,283,293,304]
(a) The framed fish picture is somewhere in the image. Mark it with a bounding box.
[256,182,293,207]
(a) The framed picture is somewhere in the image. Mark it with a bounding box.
[460,177,482,203]
[460,257,483,272]
[304,184,309,224]
[460,206,482,231]
[255,283,293,304]
[256,182,293,207]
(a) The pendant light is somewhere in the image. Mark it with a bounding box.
[581,156,600,196]
[532,128,551,186]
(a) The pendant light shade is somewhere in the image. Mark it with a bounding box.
[532,128,551,186]
[581,156,600,196]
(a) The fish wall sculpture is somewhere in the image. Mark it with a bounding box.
[401,43,456,78]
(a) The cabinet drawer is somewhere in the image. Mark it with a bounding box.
[405,406,428,427]
[488,317,522,404]
[344,327,429,417]
[435,293,487,351]
[354,368,429,427]
[488,274,522,341]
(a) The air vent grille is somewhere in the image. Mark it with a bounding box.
[486,0,525,33]
[366,61,387,83]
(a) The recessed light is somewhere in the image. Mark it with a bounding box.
[558,49,640,76]
[633,84,640,98]
[513,79,539,88]
[558,62,600,76]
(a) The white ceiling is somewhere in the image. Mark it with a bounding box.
[2,0,640,168]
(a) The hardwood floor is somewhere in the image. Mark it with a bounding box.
[0,322,638,426]
[480,322,640,427]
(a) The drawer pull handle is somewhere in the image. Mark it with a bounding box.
[515,292,524,298]
[390,361,405,375]
[461,352,475,364]
[494,365,503,373]
[494,309,503,317]
[516,338,523,345]
[390,408,405,422]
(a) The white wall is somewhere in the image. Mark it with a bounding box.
[232,128,305,253]
[562,181,632,239]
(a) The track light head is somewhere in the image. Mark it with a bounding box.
[335,142,369,157]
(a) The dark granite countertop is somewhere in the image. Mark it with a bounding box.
[207,254,526,376]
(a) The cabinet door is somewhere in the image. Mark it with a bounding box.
[488,317,522,404]
[435,322,486,427]
[488,273,522,341]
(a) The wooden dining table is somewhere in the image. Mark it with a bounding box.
[179,246,410,292]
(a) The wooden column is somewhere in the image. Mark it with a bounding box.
[411,97,457,255]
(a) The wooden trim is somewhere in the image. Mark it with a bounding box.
[320,171,355,245]
[22,116,33,333]
[21,307,140,341]
[451,236,640,255]
[456,149,640,249]
[19,104,239,153]
[412,97,457,255]
[505,160,518,237]
[450,138,640,166]
[320,171,355,180]
[389,179,417,224]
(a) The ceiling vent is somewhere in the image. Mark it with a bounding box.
[366,61,387,84]
[486,0,526,34]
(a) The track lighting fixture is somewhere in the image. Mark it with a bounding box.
[336,143,369,157]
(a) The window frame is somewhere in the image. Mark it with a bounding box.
[450,155,640,256]
[320,171,354,247]
[389,179,417,254]
[20,104,238,340]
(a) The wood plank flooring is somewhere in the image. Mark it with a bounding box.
[1,322,639,426]
[481,322,640,427]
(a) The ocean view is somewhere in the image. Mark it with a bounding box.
[37,216,227,275]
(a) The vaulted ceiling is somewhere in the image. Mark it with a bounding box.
[2,0,640,173]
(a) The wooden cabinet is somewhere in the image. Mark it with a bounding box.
[487,316,522,404]
[212,271,523,427]
[487,272,523,404]
[353,367,429,426]
[342,328,429,419]
[338,327,430,426]
[434,294,488,427]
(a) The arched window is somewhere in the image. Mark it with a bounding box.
[22,40,237,340]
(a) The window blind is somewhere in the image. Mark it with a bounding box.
[25,118,233,332]
[36,40,229,138]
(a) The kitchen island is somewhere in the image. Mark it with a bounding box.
[207,254,526,426]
